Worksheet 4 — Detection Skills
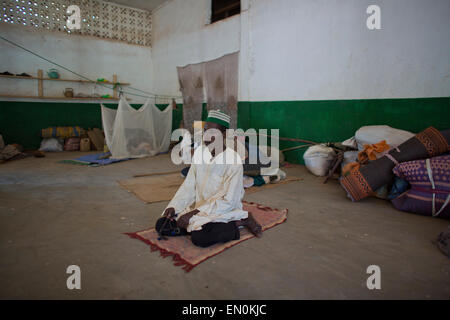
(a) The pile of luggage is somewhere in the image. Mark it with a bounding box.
[303,125,450,219]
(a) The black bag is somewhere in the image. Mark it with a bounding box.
[156,218,188,237]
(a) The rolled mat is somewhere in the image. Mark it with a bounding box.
[340,127,450,202]
[41,126,85,139]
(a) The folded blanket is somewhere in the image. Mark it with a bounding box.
[60,152,131,166]
[340,127,450,201]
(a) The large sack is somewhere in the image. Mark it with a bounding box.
[64,137,81,151]
[303,145,336,176]
[0,144,21,160]
[39,138,63,152]
[355,125,415,150]
[341,151,359,172]
[391,155,449,219]
[342,136,357,149]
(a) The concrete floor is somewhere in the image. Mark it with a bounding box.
[0,152,449,299]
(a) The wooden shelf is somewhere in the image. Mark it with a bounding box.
[0,69,130,100]
[0,74,130,85]
[0,94,129,101]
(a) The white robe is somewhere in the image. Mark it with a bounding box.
[164,146,248,232]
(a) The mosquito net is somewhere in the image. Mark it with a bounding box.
[101,96,172,159]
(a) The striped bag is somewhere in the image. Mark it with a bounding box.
[391,155,450,219]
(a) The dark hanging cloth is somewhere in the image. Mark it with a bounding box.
[340,127,450,202]
[177,63,204,133]
[204,52,239,129]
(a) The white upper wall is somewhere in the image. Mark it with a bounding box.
[248,0,450,101]
[0,23,153,104]
[4,0,447,103]
[151,0,241,97]
[151,0,450,101]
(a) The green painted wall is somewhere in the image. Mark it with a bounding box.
[0,101,183,150]
[237,97,450,164]
[1,97,448,164]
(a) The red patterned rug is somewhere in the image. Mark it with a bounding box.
[125,201,288,272]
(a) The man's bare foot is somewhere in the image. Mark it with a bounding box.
[237,213,262,237]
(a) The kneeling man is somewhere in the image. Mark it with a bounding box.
[155,110,262,247]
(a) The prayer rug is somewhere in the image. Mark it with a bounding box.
[118,166,303,204]
[125,201,288,272]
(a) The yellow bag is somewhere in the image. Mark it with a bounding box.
[41,126,85,139]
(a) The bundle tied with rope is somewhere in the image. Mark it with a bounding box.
[340,127,450,202]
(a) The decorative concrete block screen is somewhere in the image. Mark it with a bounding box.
[1,0,152,46]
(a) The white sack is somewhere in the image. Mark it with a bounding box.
[39,138,63,152]
[341,150,359,171]
[303,144,336,176]
[355,125,414,151]
[101,96,172,159]
[343,150,359,164]
[342,136,357,149]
